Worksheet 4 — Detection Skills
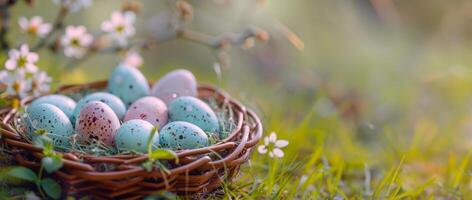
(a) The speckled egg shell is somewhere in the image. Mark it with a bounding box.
[108,64,150,107]
[168,96,220,134]
[124,96,168,128]
[115,119,159,153]
[26,103,74,148]
[71,92,126,123]
[30,95,76,119]
[159,121,208,150]
[75,101,120,146]
[150,69,197,104]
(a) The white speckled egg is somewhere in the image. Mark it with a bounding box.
[115,119,159,153]
[168,96,219,134]
[150,69,197,104]
[75,101,120,146]
[108,64,150,107]
[159,121,208,150]
[124,96,168,128]
[30,95,76,119]
[26,103,74,148]
[71,92,126,123]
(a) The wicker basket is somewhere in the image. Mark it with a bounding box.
[0,80,262,199]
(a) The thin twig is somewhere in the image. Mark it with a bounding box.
[32,5,69,51]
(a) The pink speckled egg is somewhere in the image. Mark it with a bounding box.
[124,96,168,128]
[75,101,120,146]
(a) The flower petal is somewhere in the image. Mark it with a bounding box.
[5,59,17,70]
[18,17,29,30]
[275,140,289,148]
[264,136,269,145]
[269,132,277,143]
[257,145,267,154]
[273,148,284,158]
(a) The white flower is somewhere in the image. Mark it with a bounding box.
[61,25,93,58]
[258,132,289,158]
[52,0,93,13]
[5,44,38,74]
[101,11,136,46]
[122,50,143,67]
[18,16,52,38]
[27,71,51,97]
[0,70,30,98]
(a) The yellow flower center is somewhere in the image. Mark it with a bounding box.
[71,38,81,47]
[17,56,27,68]
[115,25,125,33]
[12,81,21,93]
[27,26,38,34]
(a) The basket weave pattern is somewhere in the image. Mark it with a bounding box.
[0,80,262,199]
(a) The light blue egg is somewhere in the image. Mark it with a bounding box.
[168,96,220,134]
[159,121,208,150]
[71,92,126,123]
[30,94,76,119]
[26,103,74,149]
[108,64,149,107]
[115,119,159,153]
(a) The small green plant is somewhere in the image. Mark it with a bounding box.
[5,129,63,199]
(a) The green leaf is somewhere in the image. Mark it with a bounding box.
[33,135,53,149]
[42,155,63,173]
[147,126,159,152]
[148,149,178,163]
[7,167,38,182]
[40,178,61,199]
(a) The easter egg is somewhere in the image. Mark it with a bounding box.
[26,103,74,148]
[150,69,197,104]
[124,96,168,128]
[71,92,126,123]
[30,94,76,119]
[168,96,220,133]
[75,101,120,146]
[108,64,150,107]
[115,119,159,153]
[159,121,208,150]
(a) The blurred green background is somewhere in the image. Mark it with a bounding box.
[5,0,472,198]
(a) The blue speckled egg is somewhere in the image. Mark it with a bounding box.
[115,119,159,153]
[30,95,76,119]
[71,92,126,123]
[159,121,208,150]
[26,103,74,148]
[150,69,198,104]
[75,101,121,146]
[108,64,149,107]
[168,96,219,134]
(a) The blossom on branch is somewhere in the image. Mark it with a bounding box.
[5,44,38,74]
[101,11,136,46]
[18,16,52,38]
[61,25,93,58]
[0,70,30,98]
[122,50,143,68]
[28,71,52,97]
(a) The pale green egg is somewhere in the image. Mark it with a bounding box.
[108,64,149,107]
[115,119,159,153]
[30,94,76,119]
[26,103,74,149]
[168,96,220,134]
[159,121,209,150]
